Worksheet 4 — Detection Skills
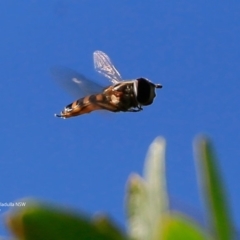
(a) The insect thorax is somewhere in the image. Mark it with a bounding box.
[104,82,138,111]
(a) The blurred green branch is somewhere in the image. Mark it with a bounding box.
[5,137,235,240]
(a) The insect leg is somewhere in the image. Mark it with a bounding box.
[127,106,143,112]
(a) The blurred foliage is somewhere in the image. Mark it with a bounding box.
[5,137,235,240]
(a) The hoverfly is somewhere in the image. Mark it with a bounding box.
[52,51,162,119]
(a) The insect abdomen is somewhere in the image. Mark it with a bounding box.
[55,93,119,118]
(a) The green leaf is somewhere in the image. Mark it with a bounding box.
[195,137,234,240]
[6,201,126,240]
[143,137,168,239]
[93,214,127,240]
[156,212,211,240]
[143,137,168,221]
[126,137,168,240]
[126,174,149,240]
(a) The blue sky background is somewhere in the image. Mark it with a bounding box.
[0,0,240,236]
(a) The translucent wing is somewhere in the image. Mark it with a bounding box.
[51,66,104,99]
[93,50,122,84]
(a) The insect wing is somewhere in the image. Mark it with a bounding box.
[51,66,104,99]
[93,50,122,84]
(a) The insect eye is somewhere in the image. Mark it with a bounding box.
[136,78,156,106]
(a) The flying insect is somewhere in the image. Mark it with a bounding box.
[52,51,162,119]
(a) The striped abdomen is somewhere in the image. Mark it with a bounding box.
[55,93,120,119]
